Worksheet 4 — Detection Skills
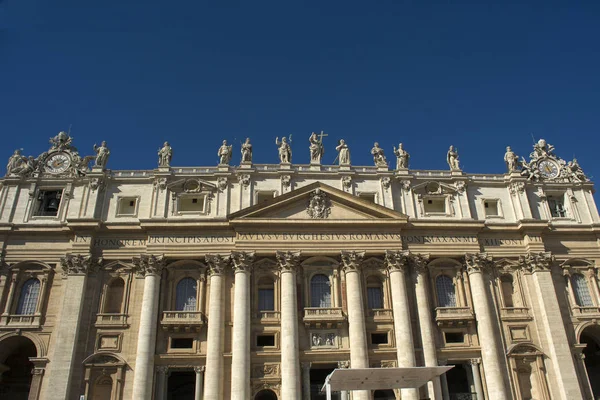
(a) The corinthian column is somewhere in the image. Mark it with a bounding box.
[520,252,584,399]
[465,253,510,399]
[276,250,302,400]
[131,254,166,400]
[230,251,255,400]
[385,250,418,400]
[412,254,443,400]
[340,250,370,400]
[46,253,100,400]
[203,254,230,400]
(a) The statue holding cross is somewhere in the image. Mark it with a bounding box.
[309,131,327,164]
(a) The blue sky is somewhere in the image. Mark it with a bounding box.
[1,1,599,178]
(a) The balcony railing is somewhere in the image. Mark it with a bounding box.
[368,308,393,320]
[572,306,600,317]
[435,307,474,326]
[95,313,129,328]
[161,311,206,332]
[303,307,345,328]
[0,314,42,329]
[256,311,281,321]
[500,307,531,320]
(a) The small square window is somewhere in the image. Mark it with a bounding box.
[371,333,388,345]
[171,337,194,349]
[117,197,138,216]
[444,332,464,344]
[484,200,499,217]
[256,191,276,204]
[358,193,376,203]
[179,195,206,213]
[424,198,446,214]
[34,190,63,217]
[256,334,275,347]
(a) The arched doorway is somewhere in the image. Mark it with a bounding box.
[0,336,37,400]
[581,326,600,398]
[255,389,278,400]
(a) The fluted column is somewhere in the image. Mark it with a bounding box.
[340,250,370,400]
[230,251,255,400]
[385,250,418,400]
[412,254,443,400]
[520,252,585,400]
[465,253,510,399]
[277,250,302,400]
[131,254,166,400]
[45,253,100,400]
[203,254,230,400]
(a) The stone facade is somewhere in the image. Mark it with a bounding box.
[1,134,600,399]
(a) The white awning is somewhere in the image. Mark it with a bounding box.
[322,366,453,392]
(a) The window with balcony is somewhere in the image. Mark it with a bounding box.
[104,278,125,313]
[175,278,197,311]
[366,276,384,309]
[310,274,331,308]
[436,275,456,307]
[572,273,594,307]
[16,279,40,315]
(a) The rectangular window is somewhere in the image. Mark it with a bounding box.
[256,191,276,204]
[484,200,499,217]
[178,195,206,213]
[34,190,63,217]
[444,331,464,344]
[256,334,275,347]
[367,287,383,309]
[371,333,388,345]
[171,338,194,349]
[117,197,138,216]
[548,195,567,218]
[358,193,376,203]
[424,198,446,214]
[258,288,275,311]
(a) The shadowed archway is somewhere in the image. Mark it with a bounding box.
[0,336,37,400]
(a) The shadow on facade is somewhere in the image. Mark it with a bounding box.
[0,336,36,400]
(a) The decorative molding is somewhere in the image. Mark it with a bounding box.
[380,177,391,190]
[340,250,365,272]
[205,254,230,275]
[465,253,493,274]
[518,252,554,273]
[306,189,331,219]
[281,175,291,189]
[508,181,525,195]
[60,253,101,277]
[384,250,410,273]
[237,173,251,188]
[275,250,301,273]
[231,251,255,273]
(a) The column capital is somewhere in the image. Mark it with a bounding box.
[465,253,493,274]
[60,253,102,277]
[194,366,205,373]
[518,251,554,273]
[132,254,166,277]
[276,250,301,272]
[384,250,409,273]
[205,253,230,276]
[340,250,365,272]
[231,251,255,273]
[469,358,482,366]
[338,360,350,369]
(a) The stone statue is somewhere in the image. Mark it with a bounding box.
[568,158,587,182]
[93,141,110,169]
[504,146,519,173]
[335,139,350,165]
[6,149,26,176]
[447,145,460,171]
[275,137,292,163]
[393,143,410,169]
[309,132,326,164]
[158,142,173,167]
[531,139,555,160]
[241,138,252,163]
[49,131,73,151]
[370,142,388,167]
[217,140,233,165]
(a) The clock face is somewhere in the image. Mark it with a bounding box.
[45,153,71,174]
[538,159,559,179]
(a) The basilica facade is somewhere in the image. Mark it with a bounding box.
[0,132,599,400]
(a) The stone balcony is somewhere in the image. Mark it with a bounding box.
[161,311,206,332]
[435,307,474,326]
[368,308,394,322]
[303,307,346,328]
[500,307,532,321]
[0,314,42,330]
[255,310,281,324]
[571,306,600,319]
[94,313,129,329]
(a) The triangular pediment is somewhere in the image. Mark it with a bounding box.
[229,182,408,222]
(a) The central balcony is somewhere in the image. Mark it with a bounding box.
[94,313,129,329]
[161,311,206,332]
[500,307,532,321]
[303,307,346,328]
[0,314,42,330]
[571,306,600,319]
[435,307,474,326]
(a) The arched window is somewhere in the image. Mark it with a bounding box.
[366,276,384,309]
[572,273,594,307]
[104,278,125,313]
[258,277,275,311]
[16,278,40,315]
[500,275,515,307]
[311,274,331,308]
[176,278,197,311]
[436,275,456,307]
